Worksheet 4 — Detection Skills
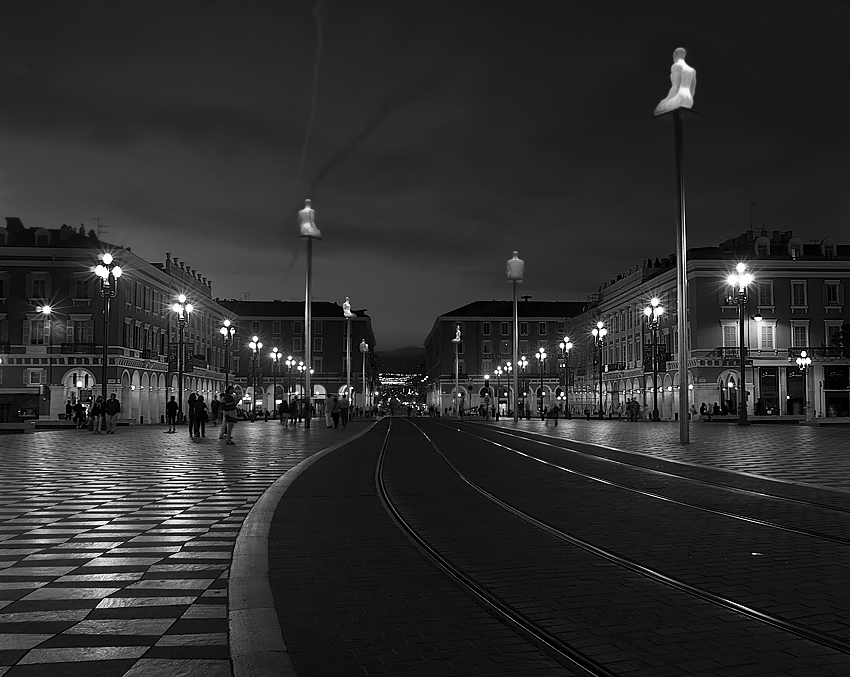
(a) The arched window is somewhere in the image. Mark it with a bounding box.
[754,236,770,256]
[821,238,837,260]
[788,237,803,260]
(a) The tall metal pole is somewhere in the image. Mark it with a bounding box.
[565,348,571,419]
[305,237,312,428]
[102,297,110,405]
[177,319,184,424]
[652,323,659,421]
[738,290,748,425]
[598,341,604,418]
[673,109,690,443]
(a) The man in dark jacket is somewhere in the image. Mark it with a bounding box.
[104,394,121,434]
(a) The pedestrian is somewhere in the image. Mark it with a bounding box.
[104,393,121,434]
[278,398,289,424]
[65,400,73,421]
[211,395,221,425]
[552,404,559,426]
[166,396,178,432]
[73,400,86,428]
[712,402,721,417]
[90,396,104,434]
[324,399,333,428]
[219,386,238,445]
[288,398,298,427]
[193,395,208,438]
[331,396,341,428]
[187,392,197,437]
[339,395,349,427]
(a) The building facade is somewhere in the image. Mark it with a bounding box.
[423,230,850,421]
[423,301,586,416]
[0,218,378,424]
[216,300,377,416]
[564,230,850,420]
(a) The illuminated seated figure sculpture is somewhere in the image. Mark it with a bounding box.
[654,48,696,116]
[298,198,322,239]
[343,296,355,319]
[506,251,524,282]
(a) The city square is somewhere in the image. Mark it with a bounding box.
[1,1,849,675]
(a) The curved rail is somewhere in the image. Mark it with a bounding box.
[404,419,850,657]
[374,419,619,677]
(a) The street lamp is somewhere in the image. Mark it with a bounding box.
[535,347,547,419]
[559,336,573,419]
[591,321,607,418]
[249,335,263,417]
[483,374,491,419]
[285,355,296,403]
[172,294,193,424]
[344,297,355,407]
[795,350,812,420]
[452,325,462,416]
[37,304,53,415]
[644,298,664,422]
[270,347,281,414]
[94,253,122,405]
[219,320,236,390]
[493,366,502,421]
[359,339,369,417]
[518,355,528,418]
[727,262,754,425]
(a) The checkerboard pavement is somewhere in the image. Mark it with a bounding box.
[0,418,364,677]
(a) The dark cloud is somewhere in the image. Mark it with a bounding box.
[0,0,848,350]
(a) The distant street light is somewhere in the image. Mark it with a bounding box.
[219,320,236,390]
[644,298,664,422]
[558,336,572,419]
[727,262,754,425]
[591,321,607,418]
[535,347,547,419]
[94,253,122,404]
[172,294,194,424]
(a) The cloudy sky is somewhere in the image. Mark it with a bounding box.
[1,1,847,351]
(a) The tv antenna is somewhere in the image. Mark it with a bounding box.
[93,217,110,236]
[521,295,532,302]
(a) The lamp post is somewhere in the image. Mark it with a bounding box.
[644,298,664,422]
[249,335,263,418]
[559,336,572,419]
[591,321,607,418]
[285,355,296,404]
[507,251,524,423]
[535,347,547,419]
[270,347,281,415]
[37,304,53,415]
[796,350,812,420]
[94,253,123,405]
[298,199,321,429]
[493,366,502,421]
[452,325,461,417]
[171,294,193,424]
[518,355,528,418]
[359,339,369,417]
[728,262,754,425]
[220,320,236,390]
[483,374,491,419]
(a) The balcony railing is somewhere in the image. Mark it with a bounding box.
[786,346,844,360]
[61,343,98,354]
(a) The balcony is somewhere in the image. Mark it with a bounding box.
[786,346,844,360]
[61,343,98,354]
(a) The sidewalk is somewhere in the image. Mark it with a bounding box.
[0,418,365,677]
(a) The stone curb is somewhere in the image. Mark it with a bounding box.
[229,423,378,677]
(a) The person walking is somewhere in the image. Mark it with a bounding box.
[187,392,197,437]
[330,396,342,428]
[278,398,289,424]
[210,395,221,426]
[219,386,238,445]
[166,396,178,432]
[193,395,208,438]
[339,394,350,427]
[288,398,298,427]
[73,400,86,429]
[90,396,104,434]
[104,393,121,434]
[324,400,333,428]
[65,400,73,421]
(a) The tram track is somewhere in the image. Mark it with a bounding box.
[445,422,850,547]
[375,418,850,674]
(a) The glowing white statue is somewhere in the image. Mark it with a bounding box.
[654,48,696,116]
[343,296,355,319]
[507,251,524,282]
[298,199,322,239]
[452,325,462,343]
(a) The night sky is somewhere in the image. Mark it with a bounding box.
[1,1,847,351]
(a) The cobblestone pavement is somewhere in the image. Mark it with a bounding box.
[484,418,850,492]
[0,419,364,677]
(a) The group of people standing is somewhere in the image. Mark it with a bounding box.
[65,395,122,434]
[165,386,240,444]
